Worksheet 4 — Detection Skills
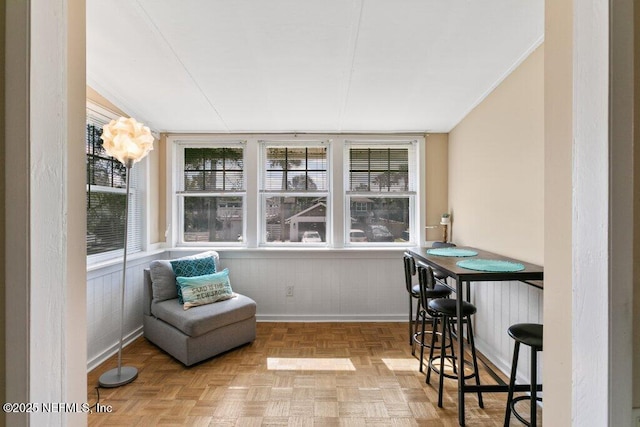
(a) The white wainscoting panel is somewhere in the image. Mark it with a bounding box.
[168,249,408,322]
[86,252,164,371]
[470,280,543,382]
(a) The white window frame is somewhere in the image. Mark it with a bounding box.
[168,134,425,249]
[174,140,247,247]
[259,140,331,247]
[343,139,419,247]
[86,102,148,265]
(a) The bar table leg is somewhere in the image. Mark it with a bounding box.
[457,278,466,426]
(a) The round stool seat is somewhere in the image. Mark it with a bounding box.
[507,323,543,350]
[428,298,477,317]
[412,283,451,298]
[424,283,452,299]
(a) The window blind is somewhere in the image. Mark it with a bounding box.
[346,143,416,193]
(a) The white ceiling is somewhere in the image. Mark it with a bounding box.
[86,0,543,134]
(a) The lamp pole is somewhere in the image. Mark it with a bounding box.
[97,116,153,387]
[99,159,138,388]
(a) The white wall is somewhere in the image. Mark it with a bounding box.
[5,1,88,426]
[572,0,635,425]
[191,250,407,321]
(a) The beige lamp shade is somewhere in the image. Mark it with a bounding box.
[101,117,154,165]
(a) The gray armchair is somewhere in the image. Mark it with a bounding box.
[143,251,257,366]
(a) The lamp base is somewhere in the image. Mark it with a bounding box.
[98,366,138,388]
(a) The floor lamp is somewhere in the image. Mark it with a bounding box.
[98,117,154,388]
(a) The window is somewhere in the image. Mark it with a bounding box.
[86,104,144,258]
[345,142,416,244]
[177,145,245,244]
[261,143,329,244]
[170,135,422,248]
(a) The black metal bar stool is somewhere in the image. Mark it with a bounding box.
[403,253,421,350]
[425,280,483,409]
[415,262,452,372]
[504,323,543,426]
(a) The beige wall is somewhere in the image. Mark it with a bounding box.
[150,133,167,245]
[86,86,128,117]
[425,133,449,242]
[447,45,544,265]
[543,0,574,422]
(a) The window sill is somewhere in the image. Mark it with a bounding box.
[167,245,418,260]
[86,248,166,273]
[86,244,420,275]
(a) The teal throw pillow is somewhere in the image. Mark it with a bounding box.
[170,256,217,303]
[176,269,235,310]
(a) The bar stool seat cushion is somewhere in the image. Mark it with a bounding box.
[411,283,420,296]
[425,283,452,299]
[428,298,477,317]
[507,323,543,350]
[412,283,451,298]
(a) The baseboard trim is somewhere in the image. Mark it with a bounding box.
[256,314,406,322]
[474,336,511,379]
[87,326,144,372]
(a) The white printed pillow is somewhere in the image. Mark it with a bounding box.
[175,268,235,310]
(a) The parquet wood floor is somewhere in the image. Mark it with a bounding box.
[87,322,541,426]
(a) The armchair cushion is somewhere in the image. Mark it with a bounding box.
[151,293,256,337]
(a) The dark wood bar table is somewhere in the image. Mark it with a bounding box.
[407,246,544,426]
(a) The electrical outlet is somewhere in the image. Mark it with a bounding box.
[286,286,294,297]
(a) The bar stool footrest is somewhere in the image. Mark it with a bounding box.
[428,356,477,381]
[510,394,543,426]
[413,330,445,350]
